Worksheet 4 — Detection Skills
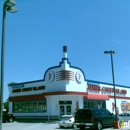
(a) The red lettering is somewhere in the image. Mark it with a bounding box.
[121,90,127,94]
[116,89,119,93]
[88,85,101,91]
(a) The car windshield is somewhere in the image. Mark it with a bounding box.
[61,117,71,120]
[75,109,92,117]
[119,113,130,116]
[60,115,73,120]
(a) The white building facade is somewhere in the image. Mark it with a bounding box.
[8,46,130,120]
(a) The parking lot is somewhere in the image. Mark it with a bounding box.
[2,121,115,130]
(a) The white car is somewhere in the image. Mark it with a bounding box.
[59,115,75,128]
[118,113,130,122]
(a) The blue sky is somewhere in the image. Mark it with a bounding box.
[0,0,130,101]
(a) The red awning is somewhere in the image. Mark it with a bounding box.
[84,94,109,100]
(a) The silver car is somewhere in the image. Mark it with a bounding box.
[58,115,74,128]
[118,113,130,122]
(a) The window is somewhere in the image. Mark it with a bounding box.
[84,101,87,108]
[43,102,46,112]
[38,102,43,112]
[102,101,106,108]
[33,102,37,112]
[33,87,37,90]
[14,102,22,112]
[25,102,29,112]
[29,102,33,112]
[105,109,111,115]
[38,86,45,90]
[22,88,32,92]
[13,103,19,112]
[100,109,106,115]
[12,89,21,93]
[84,100,106,108]
[92,110,100,116]
[13,100,46,113]
[59,101,72,104]
[21,102,25,112]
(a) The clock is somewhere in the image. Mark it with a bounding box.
[75,71,83,83]
[48,71,55,82]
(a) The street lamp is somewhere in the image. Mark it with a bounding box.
[0,0,17,130]
[104,51,117,121]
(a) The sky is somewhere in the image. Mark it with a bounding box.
[0,0,130,102]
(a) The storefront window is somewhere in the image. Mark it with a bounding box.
[21,102,25,112]
[33,102,37,112]
[84,100,106,109]
[43,102,46,112]
[38,102,44,112]
[29,102,33,112]
[17,103,22,112]
[87,102,90,108]
[84,101,87,108]
[13,103,19,112]
[25,102,29,112]
[102,101,106,108]
[13,100,46,113]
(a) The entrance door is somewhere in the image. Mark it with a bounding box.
[60,105,71,116]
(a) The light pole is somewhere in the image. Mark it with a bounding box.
[0,0,17,129]
[104,50,117,121]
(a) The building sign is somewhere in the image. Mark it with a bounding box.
[12,84,24,89]
[87,82,127,96]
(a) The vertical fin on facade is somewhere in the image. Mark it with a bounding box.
[63,46,67,58]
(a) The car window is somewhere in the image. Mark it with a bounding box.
[120,113,130,116]
[92,109,100,116]
[100,109,107,115]
[61,117,71,120]
[75,109,91,117]
[105,109,111,115]
[119,113,124,116]
[126,113,130,116]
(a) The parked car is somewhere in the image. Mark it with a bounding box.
[74,108,116,130]
[3,109,15,122]
[118,112,130,122]
[58,115,75,128]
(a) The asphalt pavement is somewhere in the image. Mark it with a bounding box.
[2,121,130,130]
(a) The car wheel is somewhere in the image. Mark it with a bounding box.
[9,117,13,123]
[60,126,64,128]
[96,121,102,130]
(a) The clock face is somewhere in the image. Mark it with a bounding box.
[75,71,83,83]
[48,71,55,82]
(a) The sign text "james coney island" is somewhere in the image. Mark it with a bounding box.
[87,84,127,96]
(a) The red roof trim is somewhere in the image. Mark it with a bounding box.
[9,94,45,101]
[9,92,87,101]
[84,94,109,100]
[42,91,88,96]
[10,92,130,101]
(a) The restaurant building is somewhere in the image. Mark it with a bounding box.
[8,46,130,120]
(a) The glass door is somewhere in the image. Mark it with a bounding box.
[60,105,72,116]
[66,105,71,115]
[60,105,65,116]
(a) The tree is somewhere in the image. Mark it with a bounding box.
[3,101,9,112]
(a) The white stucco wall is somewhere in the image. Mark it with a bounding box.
[46,95,83,116]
